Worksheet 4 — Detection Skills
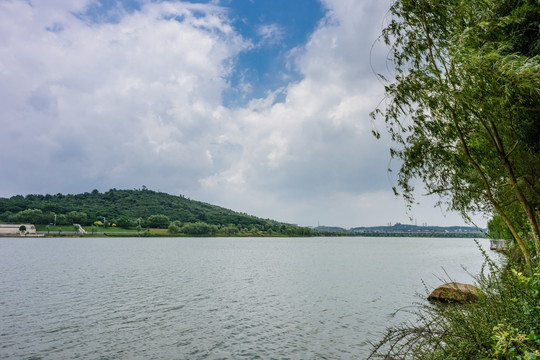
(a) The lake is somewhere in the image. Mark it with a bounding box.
[0,236,497,359]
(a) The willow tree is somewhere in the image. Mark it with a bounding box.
[372,0,540,267]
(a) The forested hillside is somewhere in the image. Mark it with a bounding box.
[0,188,287,231]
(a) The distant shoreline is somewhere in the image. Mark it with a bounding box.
[3,232,486,239]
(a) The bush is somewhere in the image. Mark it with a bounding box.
[369,246,540,359]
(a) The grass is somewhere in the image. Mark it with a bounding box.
[36,225,140,235]
[35,226,248,237]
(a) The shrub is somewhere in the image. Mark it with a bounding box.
[369,246,540,359]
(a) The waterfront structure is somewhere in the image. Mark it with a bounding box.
[490,239,508,251]
[0,224,40,237]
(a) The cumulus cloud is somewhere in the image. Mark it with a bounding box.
[0,0,476,227]
[0,0,246,192]
[196,0,405,225]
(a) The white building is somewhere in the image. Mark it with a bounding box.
[0,224,38,236]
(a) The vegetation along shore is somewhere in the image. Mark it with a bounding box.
[368,0,539,358]
[0,188,483,238]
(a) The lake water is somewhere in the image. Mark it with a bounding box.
[0,236,496,359]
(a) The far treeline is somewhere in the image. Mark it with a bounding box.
[1,188,485,237]
[317,223,485,238]
[0,188,314,236]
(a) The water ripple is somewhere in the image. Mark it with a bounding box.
[0,237,493,359]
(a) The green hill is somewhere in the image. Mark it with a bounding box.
[0,189,485,238]
[0,188,288,232]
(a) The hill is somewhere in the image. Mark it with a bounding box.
[0,189,486,238]
[0,188,290,231]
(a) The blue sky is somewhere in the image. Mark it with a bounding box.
[81,0,327,105]
[0,0,486,228]
[222,0,326,105]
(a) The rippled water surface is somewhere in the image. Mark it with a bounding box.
[0,237,494,359]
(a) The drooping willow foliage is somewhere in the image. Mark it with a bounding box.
[372,0,540,267]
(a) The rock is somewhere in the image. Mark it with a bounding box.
[428,282,480,303]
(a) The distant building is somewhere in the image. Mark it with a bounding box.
[0,224,39,237]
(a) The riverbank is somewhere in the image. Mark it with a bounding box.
[369,247,540,359]
[30,224,486,238]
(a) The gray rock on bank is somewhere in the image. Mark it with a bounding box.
[428,282,480,303]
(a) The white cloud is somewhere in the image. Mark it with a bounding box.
[0,0,479,228]
[256,23,285,45]
[194,0,480,227]
[196,0,395,219]
[0,0,247,193]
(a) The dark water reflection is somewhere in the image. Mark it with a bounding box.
[0,237,495,359]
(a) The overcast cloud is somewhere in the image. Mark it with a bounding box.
[0,0,485,228]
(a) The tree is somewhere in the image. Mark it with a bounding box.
[221,224,239,235]
[56,214,69,226]
[180,222,217,235]
[146,214,170,229]
[168,220,182,234]
[116,216,136,228]
[15,209,43,224]
[66,211,88,226]
[0,211,14,223]
[372,0,540,267]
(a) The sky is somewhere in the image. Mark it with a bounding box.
[0,0,487,228]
